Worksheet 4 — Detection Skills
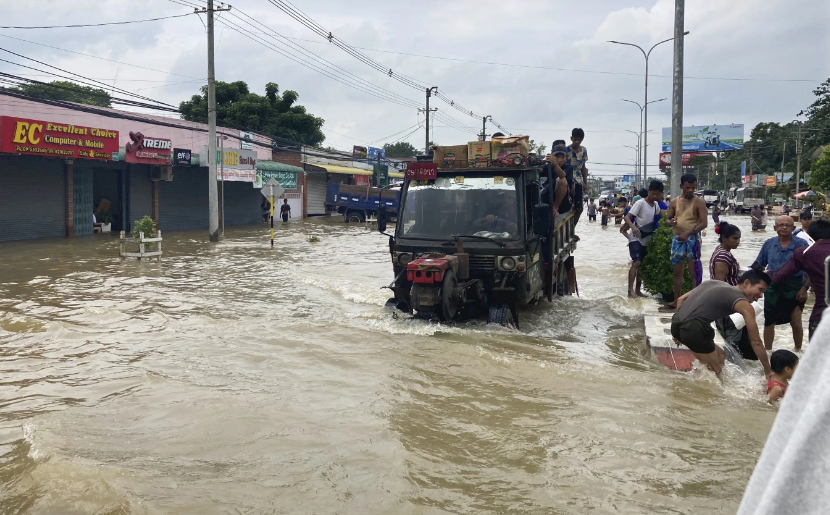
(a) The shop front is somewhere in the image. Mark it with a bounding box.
[0,115,120,242]
[254,162,304,219]
[197,145,262,228]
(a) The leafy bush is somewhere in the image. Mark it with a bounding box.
[132,215,156,238]
[640,219,692,300]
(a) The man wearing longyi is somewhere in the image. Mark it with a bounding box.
[670,270,772,379]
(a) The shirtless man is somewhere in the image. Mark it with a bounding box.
[663,174,708,310]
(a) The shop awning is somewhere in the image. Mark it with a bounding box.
[256,160,303,173]
[388,172,405,179]
[312,164,374,176]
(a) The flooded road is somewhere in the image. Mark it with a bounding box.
[0,212,795,514]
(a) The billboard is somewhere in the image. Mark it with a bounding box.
[662,124,744,152]
[658,152,695,169]
[765,175,777,187]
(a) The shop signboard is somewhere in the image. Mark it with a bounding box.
[254,169,297,189]
[765,175,777,187]
[352,145,367,159]
[661,124,744,152]
[355,175,370,187]
[125,131,172,164]
[240,131,254,150]
[368,146,385,162]
[200,145,258,182]
[173,148,192,166]
[0,115,118,160]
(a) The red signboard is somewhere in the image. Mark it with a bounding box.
[659,152,695,169]
[0,116,118,160]
[355,175,370,187]
[405,162,438,180]
[124,131,172,165]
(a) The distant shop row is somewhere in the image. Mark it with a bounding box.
[0,99,403,243]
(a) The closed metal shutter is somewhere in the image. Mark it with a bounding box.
[306,172,327,215]
[159,167,209,231]
[129,165,153,226]
[0,155,65,242]
[73,166,93,236]
[221,180,261,226]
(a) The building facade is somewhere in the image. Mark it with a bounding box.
[0,96,304,243]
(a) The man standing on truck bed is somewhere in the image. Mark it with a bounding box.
[564,128,588,225]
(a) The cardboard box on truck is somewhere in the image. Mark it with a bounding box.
[433,145,468,169]
[468,141,491,167]
[491,135,530,163]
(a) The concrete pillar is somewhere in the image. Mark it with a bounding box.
[65,159,74,237]
[302,171,308,219]
[151,179,160,228]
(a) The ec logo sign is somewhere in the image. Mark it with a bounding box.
[12,121,43,145]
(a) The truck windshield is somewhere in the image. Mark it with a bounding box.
[398,176,520,241]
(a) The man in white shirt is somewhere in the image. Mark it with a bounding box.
[624,180,664,298]
[793,211,815,246]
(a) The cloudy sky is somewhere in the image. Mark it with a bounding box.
[2,0,828,178]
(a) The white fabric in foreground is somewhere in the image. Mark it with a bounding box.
[737,309,830,515]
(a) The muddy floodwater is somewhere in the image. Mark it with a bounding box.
[0,213,800,514]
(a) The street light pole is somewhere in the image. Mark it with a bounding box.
[622,98,666,188]
[610,33,688,191]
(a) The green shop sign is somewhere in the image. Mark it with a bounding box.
[255,169,297,189]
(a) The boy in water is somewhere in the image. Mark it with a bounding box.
[768,349,798,404]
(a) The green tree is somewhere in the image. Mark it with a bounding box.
[799,78,830,162]
[382,141,417,158]
[528,139,547,156]
[640,219,692,300]
[13,80,112,107]
[808,146,830,192]
[179,81,325,146]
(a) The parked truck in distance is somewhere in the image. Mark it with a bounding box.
[326,181,400,223]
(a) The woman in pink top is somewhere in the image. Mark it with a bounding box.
[710,221,741,285]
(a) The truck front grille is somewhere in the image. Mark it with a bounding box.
[469,255,496,273]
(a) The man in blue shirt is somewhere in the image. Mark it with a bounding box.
[752,215,810,350]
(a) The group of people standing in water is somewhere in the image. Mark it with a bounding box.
[602,173,829,403]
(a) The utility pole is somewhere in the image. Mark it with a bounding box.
[795,125,803,195]
[780,141,786,185]
[421,87,438,153]
[195,0,231,242]
[669,0,685,197]
[480,115,492,142]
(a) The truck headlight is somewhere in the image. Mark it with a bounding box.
[396,252,413,266]
[499,256,516,271]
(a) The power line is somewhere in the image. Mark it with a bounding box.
[0,34,204,80]
[0,72,183,113]
[261,0,508,129]
[255,31,823,84]
[0,13,195,29]
[178,3,423,110]
[0,47,178,108]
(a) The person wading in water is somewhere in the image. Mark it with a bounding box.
[661,174,708,311]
